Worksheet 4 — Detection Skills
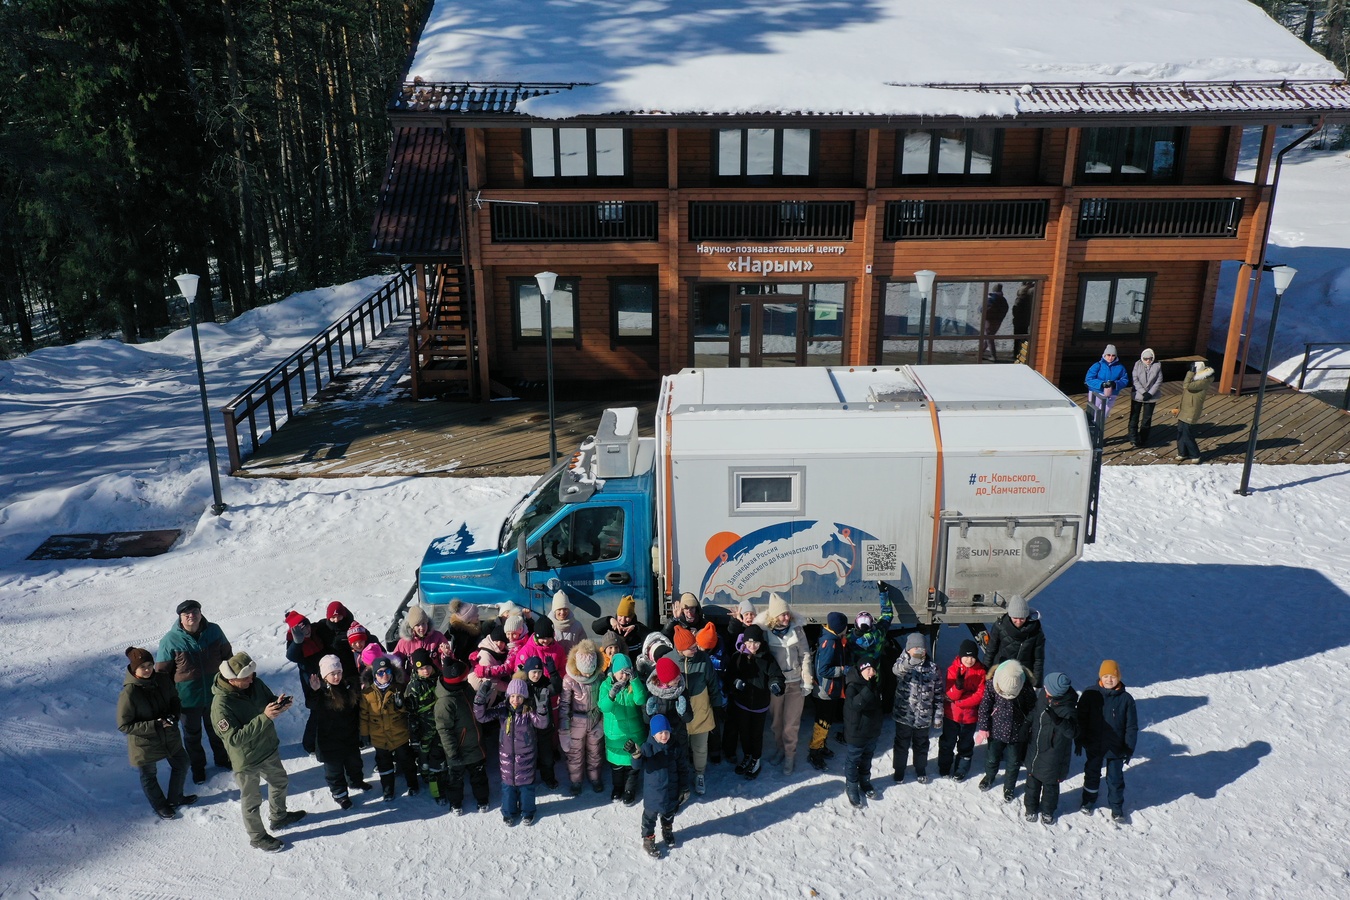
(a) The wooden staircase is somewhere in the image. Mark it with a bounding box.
[409,261,478,399]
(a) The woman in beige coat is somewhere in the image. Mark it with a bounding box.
[756,593,815,775]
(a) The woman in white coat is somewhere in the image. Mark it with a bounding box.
[1129,349,1163,448]
[756,593,814,775]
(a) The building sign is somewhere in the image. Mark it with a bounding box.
[696,243,847,274]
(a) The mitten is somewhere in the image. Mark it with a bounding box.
[474,682,492,702]
[733,679,746,692]
[769,682,783,696]
[289,624,307,643]
[623,739,639,755]
[675,696,688,717]
[392,694,404,710]
[974,729,988,746]
[608,683,623,700]
[644,697,659,717]
[558,716,571,733]
[535,698,549,717]
[544,657,558,676]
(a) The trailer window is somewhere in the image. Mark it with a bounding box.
[732,469,803,515]
[535,506,626,567]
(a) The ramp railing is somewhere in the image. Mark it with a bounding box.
[1296,341,1350,410]
[220,267,415,473]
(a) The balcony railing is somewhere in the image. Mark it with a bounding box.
[883,199,1048,240]
[490,201,659,242]
[1076,197,1244,239]
[689,201,854,241]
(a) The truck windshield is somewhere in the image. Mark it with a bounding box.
[500,465,567,553]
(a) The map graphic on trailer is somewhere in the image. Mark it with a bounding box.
[699,520,911,608]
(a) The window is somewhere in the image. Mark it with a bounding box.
[715,129,815,183]
[879,278,1040,365]
[610,277,657,345]
[1076,275,1151,339]
[534,506,626,567]
[527,128,628,182]
[896,129,1001,182]
[731,468,804,515]
[1080,127,1182,183]
[512,277,579,345]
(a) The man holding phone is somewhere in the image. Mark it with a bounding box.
[211,652,306,852]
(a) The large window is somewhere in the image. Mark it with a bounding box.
[896,128,1001,183]
[1076,274,1151,339]
[535,506,626,567]
[527,128,627,182]
[512,277,579,345]
[1080,127,1181,183]
[880,279,1040,365]
[609,277,657,346]
[715,129,815,183]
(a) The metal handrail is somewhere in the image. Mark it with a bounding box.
[884,199,1048,240]
[221,267,416,473]
[1077,197,1243,238]
[1296,341,1350,410]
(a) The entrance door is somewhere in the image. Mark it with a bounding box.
[732,295,806,367]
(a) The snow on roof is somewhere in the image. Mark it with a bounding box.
[407,0,1342,119]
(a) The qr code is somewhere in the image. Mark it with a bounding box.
[860,540,901,579]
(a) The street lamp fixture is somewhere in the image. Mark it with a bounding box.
[914,270,936,365]
[534,271,559,466]
[1236,264,1296,497]
[174,273,227,515]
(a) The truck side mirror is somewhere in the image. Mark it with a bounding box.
[517,534,531,586]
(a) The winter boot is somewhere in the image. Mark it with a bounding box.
[782,756,795,776]
[250,834,283,853]
[845,780,863,808]
[269,809,306,830]
[1024,810,1038,822]
[694,773,706,795]
[1002,786,1015,803]
[807,749,827,771]
[523,812,536,826]
[380,773,396,802]
[953,757,971,781]
[860,779,876,799]
[1111,809,1126,824]
[1040,813,1054,825]
[742,756,761,780]
[978,774,995,791]
[1080,789,1097,814]
[734,756,749,776]
[661,815,677,849]
[643,834,662,859]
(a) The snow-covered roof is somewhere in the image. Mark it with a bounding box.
[406,0,1345,119]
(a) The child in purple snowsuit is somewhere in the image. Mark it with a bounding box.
[474,673,548,826]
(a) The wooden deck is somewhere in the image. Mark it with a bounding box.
[236,358,1350,480]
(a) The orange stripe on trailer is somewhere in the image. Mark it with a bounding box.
[909,369,945,615]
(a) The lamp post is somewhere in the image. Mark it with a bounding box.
[534,271,559,466]
[914,270,936,365]
[1236,264,1296,497]
[174,273,227,515]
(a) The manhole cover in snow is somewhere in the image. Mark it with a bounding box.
[27,530,182,560]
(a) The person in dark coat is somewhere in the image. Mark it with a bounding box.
[434,659,490,814]
[307,654,368,809]
[592,594,652,649]
[891,632,943,784]
[1023,672,1078,824]
[722,624,785,780]
[1077,660,1138,822]
[1012,281,1036,364]
[976,661,1038,803]
[156,599,233,783]
[984,594,1046,688]
[313,602,359,677]
[446,598,484,664]
[284,610,326,753]
[808,611,849,771]
[626,714,679,859]
[662,592,706,643]
[981,283,1009,361]
[117,647,194,818]
[842,660,885,807]
[474,673,548,826]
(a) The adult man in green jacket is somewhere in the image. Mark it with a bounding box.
[157,599,233,783]
[210,652,305,852]
[1176,361,1214,463]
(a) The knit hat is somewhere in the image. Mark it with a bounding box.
[489,624,508,645]
[737,599,755,617]
[599,630,626,654]
[743,624,766,644]
[125,646,154,672]
[1045,672,1072,698]
[1141,348,1155,360]
[1005,594,1030,619]
[410,649,434,671]
[826,612,848,634]
[405,605,428,628]
[176,599,202,615]
[1104,344,1118,356]
[360,643,385,668]
[992,661,1026,699]
[449,599,480,625]
[220,651,258,680]
[1099,659,1121,681]
[442,660,468,684]
[855,611,874,632]
[679,592,699,610]
[617,595,637,618]
[506,674,530,698]
[642,632,672,664]
[649,714,671,738]
[904,632,928,654]
[958,639,979,658]
[672,626,696,653]
[319,654,342,679]
[611,653,632,674]
[655,657,680,685]
[576,649,599,676]
[696,621,719,652]
[372,656,395,677]
[347,623,370,646]
[857,658,875,673]
[504,615,524,636]
[522,656,543,674]
[766,592,789,620]
[533,617,555,640]
[551,590,571,614]
[326,601,351,621]
[499,601,522,619]
[284,610,307,629]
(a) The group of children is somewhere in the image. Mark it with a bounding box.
[278,589,1137,860]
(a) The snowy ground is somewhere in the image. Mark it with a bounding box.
[3,139,1350,899]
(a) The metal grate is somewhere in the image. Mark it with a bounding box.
[884,199,1048,240]
[490,201,659,242]
[689,201,854,241]
[1076,197,1243,238]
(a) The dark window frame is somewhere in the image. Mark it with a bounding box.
[1077,127,1186,184]
[510,276,582,348]
[1074,273,1154,341]
[524,128,631,186]
[894,128,1004,184]
[712,128,818,186]
[608,276,659,348]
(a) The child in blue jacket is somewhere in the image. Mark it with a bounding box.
[626,714,678,859]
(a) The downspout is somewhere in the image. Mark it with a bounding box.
[1233,117,1324,395]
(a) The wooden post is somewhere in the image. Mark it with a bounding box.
[666,129,681,375]
[854,129,880,365]
[1037,127,1080,385]
[1218,125,1277,394]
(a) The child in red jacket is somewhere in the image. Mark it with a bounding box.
[937,639,986,781]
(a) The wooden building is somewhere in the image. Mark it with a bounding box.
[369,6,1350,399]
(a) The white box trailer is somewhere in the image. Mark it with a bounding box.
[655,365,1094,624]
